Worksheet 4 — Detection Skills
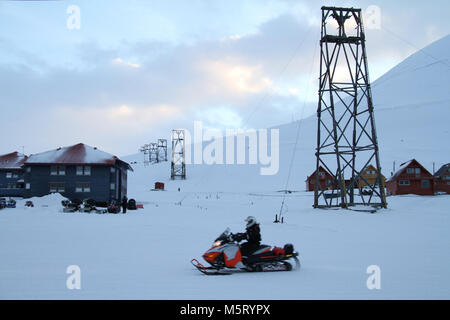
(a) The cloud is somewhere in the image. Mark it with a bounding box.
[1,3,449,156]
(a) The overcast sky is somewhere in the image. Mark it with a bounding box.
[0,0,449,156]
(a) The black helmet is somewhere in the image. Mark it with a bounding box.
[245,216,257,228]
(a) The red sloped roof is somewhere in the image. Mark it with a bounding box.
[307,166,333,180]
[387,159,433,182]
[0,152,28,169]
[25,143,132,171]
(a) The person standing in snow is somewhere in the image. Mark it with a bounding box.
[122,196,128,214]
[233,216,262,257]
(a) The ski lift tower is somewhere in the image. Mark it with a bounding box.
[139,144,150,166]
[171,130,186,180]
[149,142,159,164]
[314,6,387,210]
[158,139,168,162]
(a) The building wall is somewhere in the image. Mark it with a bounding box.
[386,173,435,196]
[306,170,334,192]
[0,168,25,197]
[435,165,450,194]
[435,180,450,194]
[358,166,386,188]
[22,164,127,202]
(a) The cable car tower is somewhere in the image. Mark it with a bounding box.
[171,130,186,180]
[314,7,387,210]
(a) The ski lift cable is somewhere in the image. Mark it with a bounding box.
[370,27,450,90]
[241,22,314,128]
[380,26,450,70]
[277,28,320,222]
[176,24,316,206]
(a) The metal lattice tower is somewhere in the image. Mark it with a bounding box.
[171,130,186,180]
[314,6,387,209]
[139,144,150,166]
[149,143,159,164]
[157,139,168,162]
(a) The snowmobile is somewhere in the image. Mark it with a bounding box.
[127,198,137,210]
[62,199,81,213]
[0,198,6,210]
[191,228,300,275]
[7,198,16,208]
[107,200,121,214]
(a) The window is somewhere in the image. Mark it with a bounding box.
[406,168,414,174]
[111,167,116,173]
[76,166,91,176]
[110,183,116,190]
[75,182,91,193]
[26,167,31,173]
[50,166,65,176]
[318,172,325,177]
[6,172,12,178]
[326,180,332,186]
[49,183,65,193]
[421,180,430,188]
[444,176,450,181]
[25,183,31,190]
[12,172,19,178]
[415,168,421,175]
[399,180,410,186]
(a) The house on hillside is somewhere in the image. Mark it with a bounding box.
[434,163,450,194]
[22,143,133,202]
[358,164,386,188]
[386,159,434,196]
[0,152,28,197]
[306,166,334,192]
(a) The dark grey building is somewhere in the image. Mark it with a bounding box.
[22,143,133,202]
[0,152,28,197]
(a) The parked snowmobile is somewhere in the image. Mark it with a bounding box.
[62,199,81,213]
[191,228,300,275]
[7,198,16,208]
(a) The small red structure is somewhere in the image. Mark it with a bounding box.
[386,159,435,196]
[306,166,334,192]
[154,182,165,191]
[434,163,450,194]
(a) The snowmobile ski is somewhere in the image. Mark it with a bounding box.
[191,259,234,275]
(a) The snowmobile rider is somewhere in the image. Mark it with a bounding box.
[122,196,128,214]
[233,216,262,257]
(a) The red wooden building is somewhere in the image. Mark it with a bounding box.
[154,182,165,191]
[386,159,435,196]
[434,163,450,194]
[306,166,334,192]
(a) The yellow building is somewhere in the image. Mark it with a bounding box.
[358,165,386,188]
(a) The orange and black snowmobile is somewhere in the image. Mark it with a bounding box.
[191,228,300,275]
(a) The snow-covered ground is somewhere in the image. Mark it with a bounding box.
[0,35,449,300]
[0,192,449,299]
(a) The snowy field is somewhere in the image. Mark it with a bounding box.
[0,190,449,300]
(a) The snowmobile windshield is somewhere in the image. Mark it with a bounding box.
[215,228,231,242]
